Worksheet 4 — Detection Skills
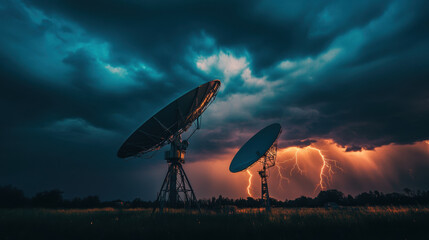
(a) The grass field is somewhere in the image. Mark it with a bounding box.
[1,206,428,240]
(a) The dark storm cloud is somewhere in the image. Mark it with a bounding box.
[282,43,429,150]
[22,0,392,72]
[1,0,429,200]
[18,0,428,151]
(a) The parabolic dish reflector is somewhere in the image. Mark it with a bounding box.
[229,123,282,173]
[117,80,221,158]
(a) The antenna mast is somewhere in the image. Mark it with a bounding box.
[258,141,277,211]
[152,136,199,213]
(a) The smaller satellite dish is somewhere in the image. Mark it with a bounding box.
[229,123,282,211]
[229,123,282,173]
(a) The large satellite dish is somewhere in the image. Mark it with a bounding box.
[118,80,221,212]
[118,80,221,158]
[229,123,282,211]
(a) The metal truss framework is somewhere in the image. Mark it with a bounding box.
[258,140,278,212]
[152,138,199,214]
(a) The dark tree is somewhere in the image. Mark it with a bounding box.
[316,189,345,205]
[32,189,64,208]
[292,196,314,207]
[0,185,28,208]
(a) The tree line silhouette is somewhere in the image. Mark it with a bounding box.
[1,185,429,209]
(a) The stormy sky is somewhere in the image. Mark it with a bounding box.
[1,0,428,201]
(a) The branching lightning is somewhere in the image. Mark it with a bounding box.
[273,164,290,190]
[306,146,336,192]
[290,149,304,175]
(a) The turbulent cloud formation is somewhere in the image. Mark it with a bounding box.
[1,0,428,200]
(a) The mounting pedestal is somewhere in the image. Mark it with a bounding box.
[259,165,270,211]
[152,137,199,213]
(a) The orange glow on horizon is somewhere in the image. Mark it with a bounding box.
[185,140,429,201]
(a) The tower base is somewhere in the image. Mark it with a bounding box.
[152,160,199,213]
[259,168,270,211]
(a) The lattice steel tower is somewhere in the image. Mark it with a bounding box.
[258,141,278,211]
[153,137,199,212]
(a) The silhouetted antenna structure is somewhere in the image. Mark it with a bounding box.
[117,80,221,213]
[229,123,282,211]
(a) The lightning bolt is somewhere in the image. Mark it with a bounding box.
[290,149,304,175]
[246,169,253,197]
[274,164,290,189]
[270,147,305,191]
[306,146,334,192]
[271,148,301,190]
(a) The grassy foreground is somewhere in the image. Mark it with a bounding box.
[1,207,428,240]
